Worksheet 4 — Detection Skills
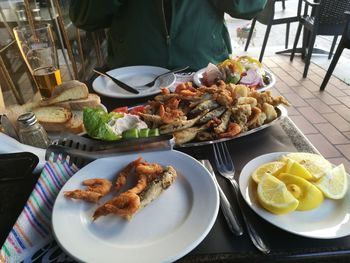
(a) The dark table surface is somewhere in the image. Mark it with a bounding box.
[96,92,350,263]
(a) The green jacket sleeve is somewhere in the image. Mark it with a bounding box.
[210,0,267,19]
[69,0,124,31]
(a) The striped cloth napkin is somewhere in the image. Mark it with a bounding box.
[0,158,79,263]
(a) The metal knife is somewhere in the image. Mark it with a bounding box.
[93,68,140,94]
[200,160,244,236]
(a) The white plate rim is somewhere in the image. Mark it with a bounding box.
[92,65,176,99]
[193,67,276,92]
[239,152,350,239]
[52,150,219,262]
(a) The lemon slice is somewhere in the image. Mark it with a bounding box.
[284,158,314,181]
[314,164,348,199]
[279,173,324,211]
[282,152,332,180]
[257,174,299,214]
[251,161,286,183]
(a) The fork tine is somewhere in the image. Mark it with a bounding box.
[222,143,234,171]
[212,143,220,167]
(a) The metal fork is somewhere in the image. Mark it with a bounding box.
[136,66,189,88]
[213,142,271,254]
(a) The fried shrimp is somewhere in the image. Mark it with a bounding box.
[93,192,140,220]
[218,122,241,138]
[64,178,113,203]
[115,157,143,191]
[127,174,148,194]
[135,162,164,176]
[82,179,112,195]
[64,189,102,203]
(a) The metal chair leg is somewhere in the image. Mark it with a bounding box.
[259,23,272,62]
[290,22,303,61]
[285,22,290,49]
[320,41,344,91]
[244,18,257,51]
[328,35,338,59]
[303,31,317,78]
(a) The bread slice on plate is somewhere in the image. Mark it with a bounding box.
[54,93,101,110]
[40,80,89,106]
[33,106,72,132]
[64,110,85,134]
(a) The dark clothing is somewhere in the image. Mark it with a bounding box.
[70,0,266,71]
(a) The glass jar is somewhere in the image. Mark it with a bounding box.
[17,112,50,149]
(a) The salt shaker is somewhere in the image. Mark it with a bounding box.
[17,112,50,148]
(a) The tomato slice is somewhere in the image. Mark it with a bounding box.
[129,105,145,115]
[112,106,129,113]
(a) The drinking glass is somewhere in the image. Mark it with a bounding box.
[13,23,62,99]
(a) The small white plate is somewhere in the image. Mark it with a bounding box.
[92,66,176,99]
[52,150,219,262]
[193,68,276,92]
[239,152,350,239]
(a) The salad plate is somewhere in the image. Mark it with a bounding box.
[239,152,350,239]
[193,67,276,92]
[92,66,176,99]
[52,150,219,262]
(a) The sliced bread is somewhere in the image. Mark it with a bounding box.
[64,110,85,134]
[33,106,72,130]
[40,80,89,106]
[54,93,101,110]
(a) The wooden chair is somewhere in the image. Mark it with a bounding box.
[290,0,350,78]
[244,0,299,62]
[320,11,350,91]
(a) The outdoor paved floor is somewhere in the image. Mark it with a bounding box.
[263,55,350,171]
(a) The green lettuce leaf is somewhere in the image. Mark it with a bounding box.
[83,108,123,141]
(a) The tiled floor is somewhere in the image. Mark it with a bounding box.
[261,55,350,171]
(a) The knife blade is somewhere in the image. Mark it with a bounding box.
[93,68,140,94]
[200,160,244,236]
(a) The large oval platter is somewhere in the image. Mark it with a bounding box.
[176,105,287,148]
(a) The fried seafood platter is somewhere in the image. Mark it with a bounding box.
[138,81,290,146]
[64,157,177,220]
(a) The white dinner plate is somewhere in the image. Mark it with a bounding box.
[239,152,350,239]
[52,150,219,262]
[92,66,176,99]
[193,68,276,92]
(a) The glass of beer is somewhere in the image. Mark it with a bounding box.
[13,23,62,99]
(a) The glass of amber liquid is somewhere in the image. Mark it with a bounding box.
[13,23,62,99]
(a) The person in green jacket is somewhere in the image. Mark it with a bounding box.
[70,0,266,71]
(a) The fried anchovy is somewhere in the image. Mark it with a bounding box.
[214,109,232,134]
[173,125,208,145]
[159,110,208,134]
[189,99,219,115]
[198,106,226,124]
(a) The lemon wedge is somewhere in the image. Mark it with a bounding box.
[314,164,348,199]
[279,173,324,211]
[284,158,314,180]
[282,152,332,180]
[257,174,299,214]
[251,161,286,183]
